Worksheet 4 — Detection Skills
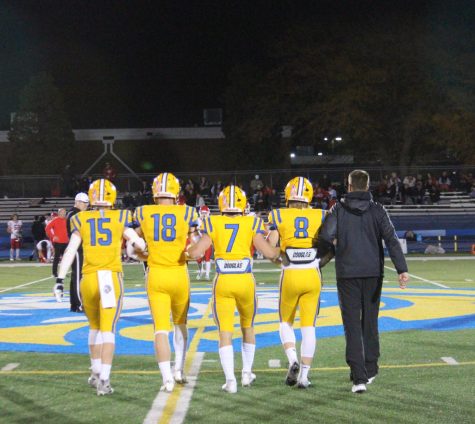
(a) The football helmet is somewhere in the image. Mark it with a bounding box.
[88,179,117,207]
[218,185,246,213]
[199,205,210,218]
[152,172,180,200]
[284,177,313,204]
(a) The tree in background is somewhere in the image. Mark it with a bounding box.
[8,73,75,174]
[224,15,475,168]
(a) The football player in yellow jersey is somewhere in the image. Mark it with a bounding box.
[187,185,280,393]
[55,179,146,396]
[267,176,325,389]
[133,172,199,393]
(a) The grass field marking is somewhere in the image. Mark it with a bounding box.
[1,362,19,371]
[0,271,71,294]
[384,265,449,288]
[0,275,55,293]
[441,357,459,365]
[157,300,213,424]
[2,360,475,376]
[144,298,213,424]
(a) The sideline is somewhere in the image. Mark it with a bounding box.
[384,265,449,288]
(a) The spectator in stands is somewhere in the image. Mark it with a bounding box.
[211,180,224,200]
[438,171,451,192]
[374,178,390,204]
[428,183,441,204]
[103,162,117,182]
[268,188,281,209]
[470,183,475,199]
[250,174,264,193]
[402,175,417,204]
[425,173,438,189]
[199,176,211,196]
[414,181,426,204]
[254,190,265,211]
[46,208,69,277]
[136,180,152,205]
[461,173,473,193]
[195,193,206,208]
[314,186,329,209]
[177,189,187,205]
[29,215,47,261]
[387,172,401,204]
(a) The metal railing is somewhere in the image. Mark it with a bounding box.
[0,164,474,197]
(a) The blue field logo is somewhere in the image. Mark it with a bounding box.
[0,287,474,354]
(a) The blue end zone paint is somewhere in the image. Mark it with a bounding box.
[0,288,474,355]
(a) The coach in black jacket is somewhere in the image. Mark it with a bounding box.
[318,170,409,394]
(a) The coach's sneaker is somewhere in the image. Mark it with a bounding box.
[174,370,188,384]
[285,361,300,386]
[351,383,367,394]
[97,379,114,396]
[297,377,311,389]
[88,372,100,388]
[222,379,238,394]
[160,379,175,393]
[241,372,256,387]
[367,375,376,385]
[53,283,64,303]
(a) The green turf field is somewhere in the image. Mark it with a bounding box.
[0,257,474,423]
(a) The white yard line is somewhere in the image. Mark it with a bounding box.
[169,352,205,424]
[384,265,449,288]
[0,275,54,293]
[143,352,205,424]
[441,357,459,365]
[1,363,20,371]
[0,272,71,294]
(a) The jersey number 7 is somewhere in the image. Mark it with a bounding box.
[224,223,239,252]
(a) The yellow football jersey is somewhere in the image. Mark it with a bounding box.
[71,209,131,274]
[136,204,198,267]
[202,215,265,260]
[268,207,325,251]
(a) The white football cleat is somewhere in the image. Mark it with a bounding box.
[196,273,201,280]
[97,379,114,396]
[367,376,376,384]
[352,383,367,394]
[297,377,311,389]
[160,380,175,393]
[174,370,188,384]
[222,379,237,394]
[53,284,64,303]
[241,372,256,387]
[88,373,100,388]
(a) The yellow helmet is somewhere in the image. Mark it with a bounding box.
[218,185,247,213]
[88,179,117,207]
[152,172,180,200]
[284,176,313,204]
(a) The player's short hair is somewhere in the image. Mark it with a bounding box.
[349,170,370,191]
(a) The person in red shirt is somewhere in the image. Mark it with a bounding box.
[46,208,69,277]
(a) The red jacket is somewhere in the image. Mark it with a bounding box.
[45,217,69,244]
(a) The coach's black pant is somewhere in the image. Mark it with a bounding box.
[52,243,68,277]
[337,277,383,385]
[70,249,83,311]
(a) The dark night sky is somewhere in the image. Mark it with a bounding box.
[0,0,473,129]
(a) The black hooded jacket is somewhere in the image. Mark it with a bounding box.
[318,191,408,279]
